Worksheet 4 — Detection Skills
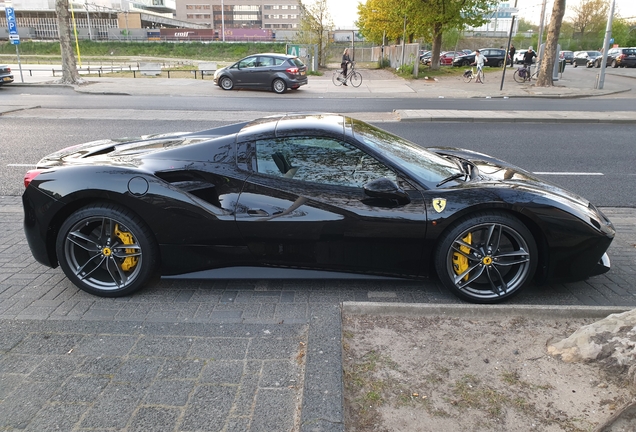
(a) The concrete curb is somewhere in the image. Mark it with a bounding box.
[342,302,632,319]
[0,105,41,116]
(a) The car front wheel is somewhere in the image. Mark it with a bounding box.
[56,203,159,297]
[272,78,287,94]
[219,76,234,90]
[434,212,537,303]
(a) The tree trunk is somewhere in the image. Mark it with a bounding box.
[536,0,566,87]
[429,24,443,70]
[55,0,81,84]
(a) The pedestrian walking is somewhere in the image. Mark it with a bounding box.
[509,45,516,67]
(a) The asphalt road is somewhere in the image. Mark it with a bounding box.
[2,117,634,206]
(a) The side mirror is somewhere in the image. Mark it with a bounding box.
[363,178,410,205]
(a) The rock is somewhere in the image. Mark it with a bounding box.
[594,401,636,432]
[547,309,636,365]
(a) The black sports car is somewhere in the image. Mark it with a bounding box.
[22,114,614,303]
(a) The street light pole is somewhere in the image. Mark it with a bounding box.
[85,0,93,40]
[401,14,406,67]
[598,0,616,89]
[221,0,225,42]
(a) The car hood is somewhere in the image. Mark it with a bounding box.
[429,147,590,208]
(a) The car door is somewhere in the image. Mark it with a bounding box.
[234,56,259,87]
[234,135,428,277]
[250,55,276,87]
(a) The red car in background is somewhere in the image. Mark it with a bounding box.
[423,51,464,66]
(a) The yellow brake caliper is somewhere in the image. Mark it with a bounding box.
[452,233,472,281]
[114,224,138,271]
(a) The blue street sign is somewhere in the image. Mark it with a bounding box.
[10,39,20,45]
[5,7,18,35]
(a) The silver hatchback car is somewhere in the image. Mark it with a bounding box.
[213,53,308,94]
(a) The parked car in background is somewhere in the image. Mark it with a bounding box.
[513,50,527,64]
[0,65,13,86]
[213,53,307,94]
[595,47,636,68]
[559,50,574,64]
[423,51,464,66]
[452,48,510,67]
[572,51,602,68]
[419,50,432,64]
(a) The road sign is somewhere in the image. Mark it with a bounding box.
[10,38,20,45]
[287,45,300,57]
[5,7,18,35]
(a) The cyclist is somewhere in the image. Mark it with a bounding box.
[471,49,487,83]
[523,46,537,79]
[340,48,351,86]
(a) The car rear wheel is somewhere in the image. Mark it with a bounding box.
[219,76,234,90]
[56,204,159,297]
[272,78,287,94]
[497,60,504,67]
[462,60,471,67]
[434,212,537,303]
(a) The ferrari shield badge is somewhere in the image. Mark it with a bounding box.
[432,198,447,213]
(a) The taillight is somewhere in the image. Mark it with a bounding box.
[286,67,299,74]
[6,67,10,73]
[24,170,42,188]
[619,54,626,60]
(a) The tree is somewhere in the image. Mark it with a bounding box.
[55,0,81,84]
[569,0,609,35]
[536,0,566,87]
[295,0,333,66]
[358,0,499,70]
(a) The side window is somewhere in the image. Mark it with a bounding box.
[238,57,257,68]
[273,58,285,66]
[258,56,274,67]
[254,137,397,188]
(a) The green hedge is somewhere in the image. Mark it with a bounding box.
[0,40,288,61]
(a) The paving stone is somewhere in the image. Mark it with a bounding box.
[181,385,236,431]
[23,403,87,432]
[128,406,182,432]
[251,388,297,432]
[144,379,195,406]
[53,375,111,402]
[200,360,244,384]
[189,338,249,360]
[81,382,147,429]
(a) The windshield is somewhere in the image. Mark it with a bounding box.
[587,51,601,57]
[351,119,461,186]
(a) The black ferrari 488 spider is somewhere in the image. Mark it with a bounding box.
[22,114,614,303]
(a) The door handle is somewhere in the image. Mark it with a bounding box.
[247,209,270,217]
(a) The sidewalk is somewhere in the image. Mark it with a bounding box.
[5,64,636,125]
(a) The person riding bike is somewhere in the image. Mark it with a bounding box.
[340,48,352,86]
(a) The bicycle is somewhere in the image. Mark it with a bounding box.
[513,64,539,83]
[332,62,363,88]
[462,67,484,84]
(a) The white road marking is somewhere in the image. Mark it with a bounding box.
[533,172,604,176]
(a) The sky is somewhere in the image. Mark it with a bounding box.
[326,0,636,29]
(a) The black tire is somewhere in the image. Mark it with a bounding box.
[434,212,537,304]
[497,60,504,67]
[462,60,471,67]
[513,70,524,83]
[350,71,363,87]
[219,76,234,90]
[56,203,160,297]
[332,70,343,86]
[272,78,287,94]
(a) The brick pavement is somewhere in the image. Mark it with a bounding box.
[1,195,635,431]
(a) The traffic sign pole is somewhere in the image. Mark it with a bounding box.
[5,5,24,83]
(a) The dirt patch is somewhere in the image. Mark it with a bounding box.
[342,314,634,432]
